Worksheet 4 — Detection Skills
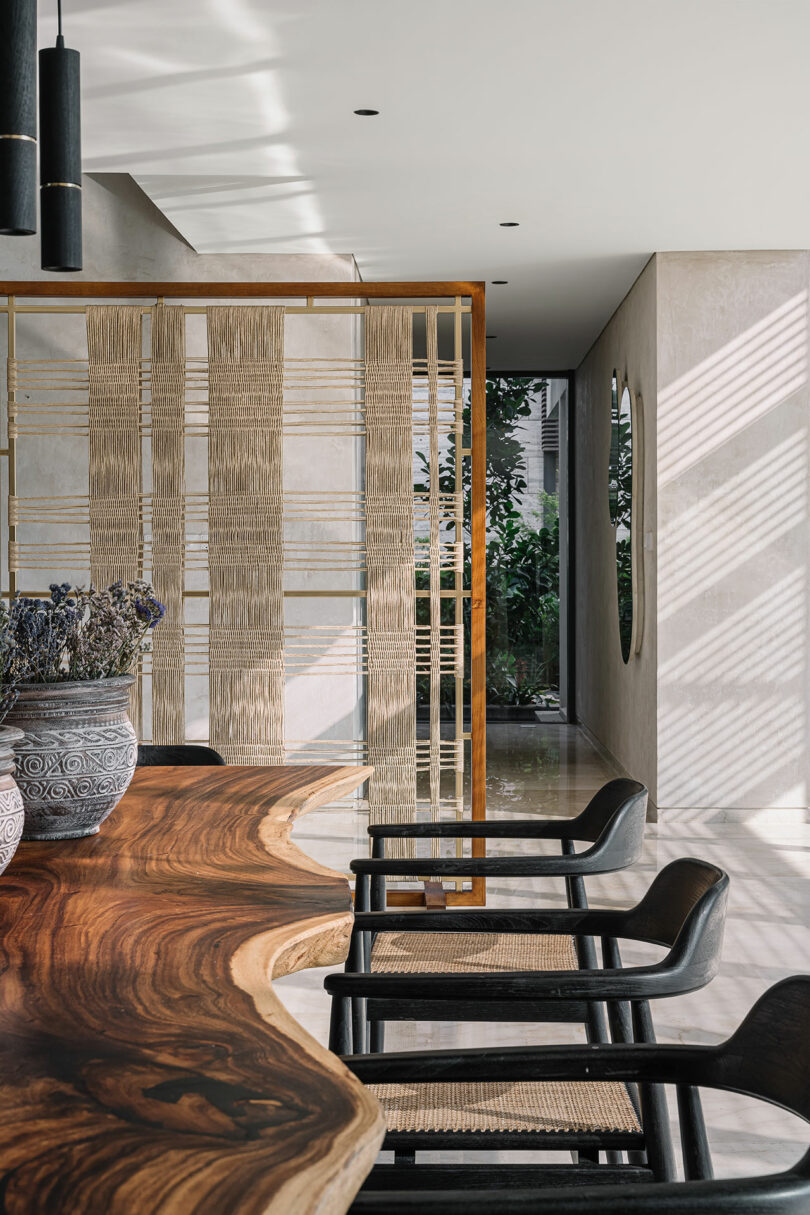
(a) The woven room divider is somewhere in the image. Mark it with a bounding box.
[1,281,486,906]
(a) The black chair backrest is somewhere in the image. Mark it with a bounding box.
[624,854,728,946]
[571,778,647,873]
[573,777,647,840]
[711,975,810,1124]
[136,744,225,767]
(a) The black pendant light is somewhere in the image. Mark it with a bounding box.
[0,0,38,235]
[39,0,82,271]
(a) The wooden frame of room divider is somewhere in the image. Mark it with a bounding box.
[0,279,487,907]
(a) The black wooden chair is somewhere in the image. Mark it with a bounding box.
[328,857,728,1173]
[345,976,810,1214]
[357,779,648,915]
[329,857,728,1057]
[341,779,649,1053]
[136,744,225,766]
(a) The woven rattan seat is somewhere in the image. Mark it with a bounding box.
[370,1079,641,1135]
[370,931,579,974]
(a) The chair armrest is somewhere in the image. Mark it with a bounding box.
[342,1039,707,1085]
[367,819,582,841]
[325,963,677,1003]
[351,907,626,935]
[350,851,609,878]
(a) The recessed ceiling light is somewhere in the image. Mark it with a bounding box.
[491,280,508,285]
[499,221,519,227]
[354,108,379,116]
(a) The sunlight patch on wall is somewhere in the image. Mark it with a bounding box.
[658,432,807,622]
[658,291,808,485]
[658,569,806,687]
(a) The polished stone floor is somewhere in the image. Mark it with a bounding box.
[276,722,810,1180]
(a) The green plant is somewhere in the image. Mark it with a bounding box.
[486,652,556,706]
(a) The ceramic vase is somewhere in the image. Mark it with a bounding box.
[6,677,137,840]
[0,725,25,873]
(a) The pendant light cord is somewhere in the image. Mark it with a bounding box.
[56,0,64,47]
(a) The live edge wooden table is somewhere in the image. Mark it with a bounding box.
[0,765,384,1215]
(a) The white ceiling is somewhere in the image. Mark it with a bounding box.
[54,0,810,367]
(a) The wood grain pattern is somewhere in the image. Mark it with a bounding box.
[0,764,383,1214]
[469,282,487,903]
[0,282,484,299]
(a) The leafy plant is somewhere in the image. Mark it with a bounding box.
[486,652,556,707]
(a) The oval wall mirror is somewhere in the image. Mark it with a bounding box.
[608,372,635,663]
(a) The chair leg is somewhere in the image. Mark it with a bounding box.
[351,995,368,1054]
[370,1018,385,1053]
[394,1150,416,1165]
[329,994,351,1055]
[562,850,589,910]
[575,932,609,1044]
[372,874,386,911]
[355,872,372,973]
[371,838,386,912]
[347,929,368,1054]
[632,1000,677,1182]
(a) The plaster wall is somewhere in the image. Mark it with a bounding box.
[0,174,363,753]
[656,251,810,809]
[573,257,658,800]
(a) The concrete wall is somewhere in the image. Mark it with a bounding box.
[574,257,658,800]
[656,252,809,809]
[575,250,810,812]
[0,174,363,752]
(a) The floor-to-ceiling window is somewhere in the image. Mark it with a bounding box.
[483,374,569,719]
[415,372,570,724]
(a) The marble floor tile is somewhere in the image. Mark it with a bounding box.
[276,722,810,1182]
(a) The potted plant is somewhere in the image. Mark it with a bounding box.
[1,581,164,841]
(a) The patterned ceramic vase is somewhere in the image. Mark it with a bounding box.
[6,677,137,841]
[0,725,25,874]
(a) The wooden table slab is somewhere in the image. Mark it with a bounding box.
[0,765,383,1214]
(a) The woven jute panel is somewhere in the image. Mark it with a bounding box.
[207,306,285,766]
[371,1079,641,1135]
[150,304,186,744]
[87,306,144,731]
[365,307,417,854]
[371,931,579,974]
